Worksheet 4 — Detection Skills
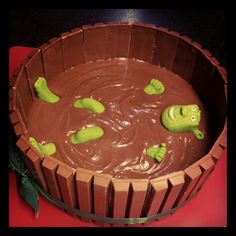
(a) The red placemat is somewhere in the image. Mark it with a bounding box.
[9,46,227,227]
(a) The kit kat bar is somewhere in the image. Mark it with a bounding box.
[93,173,112,226]
[127,179,149,218]
[129,23,156,63]
[174,165,202,205]
[14,66,33,124]
[201,49,212,60]
[209,135,224,157]
[25,147,48,191]
[76,168,93,221]
[211,144,225,163]
[152,27,180,71]
[188,155,215,197]
[56,164,77,208]
[16,135,31,153]
[209,125,227,162]
[9,107,20,125]
[106,22,131,59]
[111,179,130,226]
[159,171,185,213]
[39,37,64,80]
[192,41,202,50]
[9,88,16,111]
[220,135,227,148]
[180,35,192,44]
[172,37,197,82]
[24,49,45,100]
[9,66,21,87]
[144,178,168,217]
[189,49,215,95]
[42,158,62,200]
[10,108,28,137]
[210,56,220,66]
[9,99,15,112]
[210,64,227,101]
[15,135,32,177]
[9,111,18,125]
[61,28,84,70]
[82,23,108,62]
[111,179,130,218]
[218,66,227,84]
[13,119,28,138]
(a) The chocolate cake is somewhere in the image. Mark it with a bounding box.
[9,22,227,225]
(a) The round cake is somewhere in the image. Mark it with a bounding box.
[9,22,227,225]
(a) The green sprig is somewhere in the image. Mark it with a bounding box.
[9,134,39,216]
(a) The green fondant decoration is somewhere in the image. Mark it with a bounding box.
[29,137,56,156]
[9,135,26,173]
[9,134,39,216]
[192,127,204,140]
[34,77,60,103]
[161,104,204,140]
[74,97,105,113]
[147,143,167,163]
[29,137,41,153]
[20,176,39,217]
[144,79,165,95]
[71,126,104,144]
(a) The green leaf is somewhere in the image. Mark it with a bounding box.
[20,176,39,217]
[9,134,28,175]
[9,135,21,172]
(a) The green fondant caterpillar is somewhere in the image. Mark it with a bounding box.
[34,77,60,103]
[74,97,105,113]
[71,126,104,144]
[29,137,56,156]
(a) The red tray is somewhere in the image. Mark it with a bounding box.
[9,46,227,227]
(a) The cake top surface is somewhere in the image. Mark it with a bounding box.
[27,58,210,179]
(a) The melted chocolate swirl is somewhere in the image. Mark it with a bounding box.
[27,58,210,179]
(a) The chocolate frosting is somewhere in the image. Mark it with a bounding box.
[27,58,210,179]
